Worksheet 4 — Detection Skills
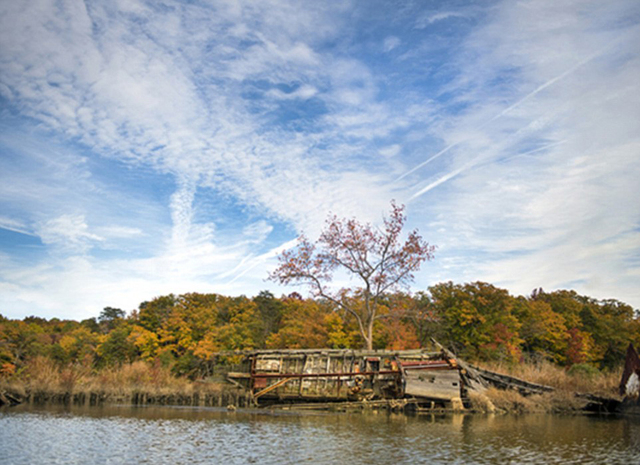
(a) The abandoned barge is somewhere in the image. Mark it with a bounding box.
[223,347,549,411]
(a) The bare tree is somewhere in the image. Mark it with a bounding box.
[269,202,435,349]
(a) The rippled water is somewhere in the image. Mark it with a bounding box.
[1,405,639,464]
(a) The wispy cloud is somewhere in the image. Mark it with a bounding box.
[0,0,639,318]
[408,0,640,306]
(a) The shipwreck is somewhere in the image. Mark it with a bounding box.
[223,344,551,411]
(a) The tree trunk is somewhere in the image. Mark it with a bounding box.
[365,320,374,350]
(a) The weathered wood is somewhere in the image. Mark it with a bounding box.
[620,343,640,398]
[251,370,402,379]
[227,372,251,379]
[253,377,293,399]
[575,392,622,413]
[471,365,554,396]
[404,370,461,401]
[0,390,22,406]
[430,338,488,391]
[212,348,442,357]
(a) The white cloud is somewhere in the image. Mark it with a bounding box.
[415,10,471,29]
[379,144,401,158]
[409,0,640,306]
[0,216,34,236]
[266,84,318,100]
[0,0,639,318]
[383,36,401,52]
[97,226,144,239]
[242,220,274,244]
[36,214,103,253]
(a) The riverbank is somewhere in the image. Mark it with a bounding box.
[1,357,622,414]
[0,357,251,408]
[469,361,622,414]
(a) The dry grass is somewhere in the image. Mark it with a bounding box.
[469,360,623,414]
[0,356,225,400]
[478,360,621,396]
[479,388,589,414]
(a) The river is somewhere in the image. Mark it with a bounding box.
[1,404,639,464]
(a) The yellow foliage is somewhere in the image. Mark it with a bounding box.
[128,325,159,360]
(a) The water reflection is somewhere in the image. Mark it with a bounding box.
[1,404,639,464]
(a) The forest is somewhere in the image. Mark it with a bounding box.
[2,283,639,382]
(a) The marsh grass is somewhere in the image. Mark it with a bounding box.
[3,356,623,412]
[479,360,621,394]
[1,356,232,405]
[472,360,623,413]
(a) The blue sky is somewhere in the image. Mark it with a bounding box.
[1,0,639,320]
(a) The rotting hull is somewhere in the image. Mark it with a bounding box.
[226,349,464,408]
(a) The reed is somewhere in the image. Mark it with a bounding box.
[473,360,622,414]
[478,359,621,395]
[0,357,239,406]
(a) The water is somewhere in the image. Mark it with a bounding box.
[1,405,639,464]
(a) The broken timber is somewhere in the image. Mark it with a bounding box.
[470,365,554,396]
[222,347,557,411]
[225,348,464,409]
[0,390,23,407]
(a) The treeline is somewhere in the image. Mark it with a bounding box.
[1,282,639,380]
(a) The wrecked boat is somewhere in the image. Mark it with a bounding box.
[226,348,465,409]
[223,346,549,411]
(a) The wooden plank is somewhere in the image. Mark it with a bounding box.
[227,372,251,379]
[254,377,293,399]
[471,366,553,395]
[404,370,461,401]
[252,369,402,378]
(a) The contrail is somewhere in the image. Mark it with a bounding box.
[397,49,603,183]
[409,139,568,201]
[409,163,471,201]
[480,50,601,125]
[396,140,462,181]
[226,238,298,284]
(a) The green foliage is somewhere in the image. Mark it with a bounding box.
[266,298,333,349]
[514,297,568,363]
[253,291,284,348]
[138,295,177,332]
[98,307,126,333]
[567,363,600,378]
[95,325,137,367]
[429,282,522,362]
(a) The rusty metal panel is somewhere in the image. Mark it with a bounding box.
[253,377,267,389]
[404,369,461,401]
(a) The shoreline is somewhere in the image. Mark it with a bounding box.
[1,385,620,415]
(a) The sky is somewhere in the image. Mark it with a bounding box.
[1,0,639,320]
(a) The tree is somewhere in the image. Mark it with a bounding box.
[428,282,522,362]
[269,202,435,350]
[253,291,284,348]
[95,325,137,367]
[137,295,177,332]
[513,297,568,363]
[98,307,126,333]
[265,298,334,349]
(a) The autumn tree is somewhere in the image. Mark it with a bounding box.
[253,291,284,348]
[428,282,522,362]
[98,307,126,333]
[266,298,334,349]
[269,202,435,350]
